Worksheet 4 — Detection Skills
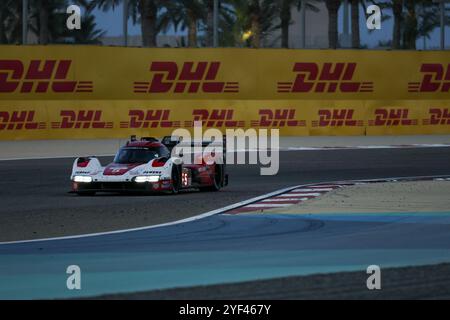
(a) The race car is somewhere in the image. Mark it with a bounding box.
[70,136,228,195]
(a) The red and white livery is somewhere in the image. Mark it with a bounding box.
[70,136,228,195]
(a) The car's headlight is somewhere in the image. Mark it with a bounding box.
[135,175,160,183]
[73,175,93,183]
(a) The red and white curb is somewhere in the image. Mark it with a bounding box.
[226,176,450,214]
[226,183,353,214]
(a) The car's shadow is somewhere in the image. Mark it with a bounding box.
[66,188,201,197]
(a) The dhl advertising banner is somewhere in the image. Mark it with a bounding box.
[0,45,449,139]
[1,100,449,140]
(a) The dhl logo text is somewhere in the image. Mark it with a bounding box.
[312,109,363,127]
[120,110,180,128]
[423,108,450,125]
[368,108,418,126]
[134,62,239,94]
[0,110,46,130]
[251,109,305,127]
[408,64,450,93]
[185,109,244,128]
[278,63,374,93]
[0,60,93,93]
[51,110,112,129]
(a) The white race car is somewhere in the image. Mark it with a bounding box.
[70,136,228,195]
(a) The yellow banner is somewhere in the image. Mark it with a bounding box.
[0,46,449,101]
[1,100,449,140]
[0,46,449,139]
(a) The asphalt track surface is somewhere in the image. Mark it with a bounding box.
[1,211,450,299]
[1,147,450,242]
[1,147,450,299]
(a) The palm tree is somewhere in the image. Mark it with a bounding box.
[403,0,417,49]
[0,5,5,43]
[1,0,103,44]
[26,0,72,44]
[205,0,214,46]
[228,0,278,48]
[215,2,236,46]
[28,0,104,44]
[95,0,160,47]
[384,0,448,50]
[278,0,320,48]
[0,0,17,43]
[279,0,291,48]
[417,1,449,50]
[350,0,360,48]
[70,3,107,44]
[325,0,341,49]
[139,0,158,46]
[164,0,205,47]
[404,0,450,50]
[33,0,81,44]
[392,0,403,49]
[203,0,235,47]
[366,0,403,49]
[30,0,54,45]
[248,0,261,47]
[1,1,25,44]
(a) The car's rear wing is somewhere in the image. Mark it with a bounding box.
[128,135,159,144]
[126,135,227,163]
[161,135,227,164]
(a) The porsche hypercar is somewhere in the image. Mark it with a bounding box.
[70,136,228,195]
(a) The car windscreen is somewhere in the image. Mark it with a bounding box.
[114,148,160,164]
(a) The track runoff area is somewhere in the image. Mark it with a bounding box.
[0,132,450,300]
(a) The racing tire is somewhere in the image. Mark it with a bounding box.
[200,164,222,192]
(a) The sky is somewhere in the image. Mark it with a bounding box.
[92,2,450,49]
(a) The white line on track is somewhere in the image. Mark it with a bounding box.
[1,174,450,245]
[286,144,450,151]
[0,184,300,245]
[292,188,334,192]
[262,198,304,202]
[0,154,115,161]
[1,144,450,161]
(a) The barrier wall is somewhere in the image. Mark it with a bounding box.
[0,46,449,140]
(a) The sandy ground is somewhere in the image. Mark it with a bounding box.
[266,180,450,214]
[1,135,449,160]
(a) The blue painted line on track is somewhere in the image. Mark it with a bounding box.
[1,212,450,299]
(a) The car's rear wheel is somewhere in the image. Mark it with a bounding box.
[170,165,181,194]
[200,164,222,192]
